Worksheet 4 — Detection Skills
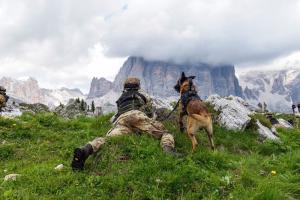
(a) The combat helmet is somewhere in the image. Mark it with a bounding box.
[123,77,141,90]
[0,86,6,92]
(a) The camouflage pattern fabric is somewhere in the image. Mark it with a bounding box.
[89,110,175,152]
[0,94,6,109]
[138,89,155,118]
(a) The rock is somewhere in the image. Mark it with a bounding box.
[54,99,87,118]
[240,69,300,113]
[4,174,21,181]
[277,118,293,128]
[0,98,23,118]
[1,98,50,118]
[111,56,243,98]
[54,164,64,171]
[257,121,279,140]
[0,77,85,108]
[206,95,253,131]
[87,56,244,110]
[87,78,113,99]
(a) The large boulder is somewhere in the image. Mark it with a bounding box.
[277,118,293,128]
[256,121,279,140]
[206,95,253,131]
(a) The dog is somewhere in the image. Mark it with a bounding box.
[174,72,215,151]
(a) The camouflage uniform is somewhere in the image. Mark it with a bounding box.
[89,110,174,152]
[0,86,9,111]
[72,77,176,170]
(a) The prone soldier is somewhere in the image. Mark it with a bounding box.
[71,77,178,170]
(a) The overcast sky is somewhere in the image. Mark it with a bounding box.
[0,0,300,93]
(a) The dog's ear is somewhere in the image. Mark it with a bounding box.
[181,72,186,79]
[189,76,196,80]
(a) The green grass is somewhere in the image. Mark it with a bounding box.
[251,113,272,129]
[0,112,300,199]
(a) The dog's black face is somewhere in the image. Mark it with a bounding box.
[174,72,196,93]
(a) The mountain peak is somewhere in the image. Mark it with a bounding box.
[0,76,85,107]
[88,56,243,100]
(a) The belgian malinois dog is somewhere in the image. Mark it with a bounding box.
[174,72,215,151]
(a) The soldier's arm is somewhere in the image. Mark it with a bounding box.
[138,89,156,119]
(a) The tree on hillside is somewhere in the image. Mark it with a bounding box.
[91,101,95,113]
[80,99,85,111]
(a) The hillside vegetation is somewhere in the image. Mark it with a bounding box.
[0,112,300,199]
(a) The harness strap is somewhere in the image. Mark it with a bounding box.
[160,99,181,121]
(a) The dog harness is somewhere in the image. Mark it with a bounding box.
[181,78,201,113]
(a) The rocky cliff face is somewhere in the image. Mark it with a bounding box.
[0,77,44,103]
[0,77,86,107]
[89,56,243,99]
[239,69,300,113]
[87,77,113,99]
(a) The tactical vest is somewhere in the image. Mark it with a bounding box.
[115,89,147,118]
[181,90,201,111]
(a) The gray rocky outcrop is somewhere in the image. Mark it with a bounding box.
[0,98,49,118]
[87,77,113,99]
[257,121,279,140]
[277,118,293,128]
[206,95,253,131]
[54,99,87,118]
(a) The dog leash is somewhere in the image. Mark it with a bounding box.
[161,99,181,121]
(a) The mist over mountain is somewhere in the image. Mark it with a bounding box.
[87,56,243,112]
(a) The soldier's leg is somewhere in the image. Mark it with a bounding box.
[72,124,131,170]
[88,124,131,152]
[125,111,177,154]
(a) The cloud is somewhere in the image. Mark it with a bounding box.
[0,0,300,92]
[0,0,126,66]
[102,0,300,65]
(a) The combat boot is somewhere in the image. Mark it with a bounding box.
[163,146,182,157]
[71,144,93,171]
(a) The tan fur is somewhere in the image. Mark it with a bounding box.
[180,81,215,151]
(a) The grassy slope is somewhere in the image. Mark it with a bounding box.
[0,112,300,200]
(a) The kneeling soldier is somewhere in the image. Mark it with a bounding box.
[0,86,9,112]
[71,77,177,170]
